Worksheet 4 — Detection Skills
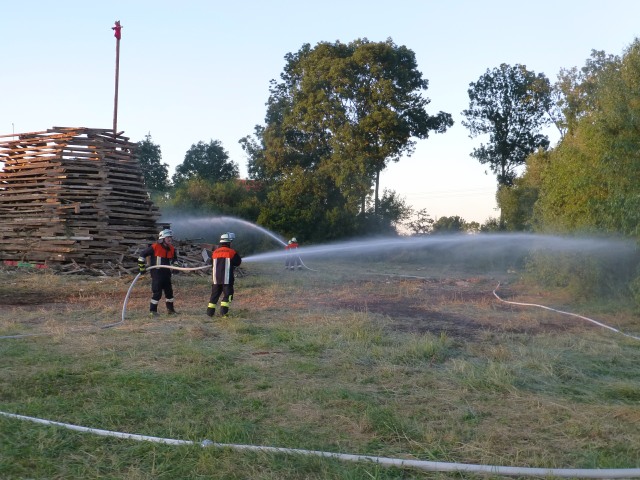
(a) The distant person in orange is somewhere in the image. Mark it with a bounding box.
[285,237,302,271]
[207,232,242,318]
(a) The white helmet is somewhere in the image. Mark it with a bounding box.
[158,228,173,240]
[290,237,297,243]
[220,232,235,243]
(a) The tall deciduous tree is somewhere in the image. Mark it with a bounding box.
[554,50,619,136]
[462,64,552,188]
[257,38,453,220]
[533,40,640,236]
[172,140,239,187]
[136,133,169,192]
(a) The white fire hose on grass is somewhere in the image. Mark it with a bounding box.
[493,282,640,342]
[101,264,210,330]
[1,410,639,478]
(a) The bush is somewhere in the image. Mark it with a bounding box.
[629,268,640,310]
[524,250,640,303]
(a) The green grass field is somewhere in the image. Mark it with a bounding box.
[1,258,639,479]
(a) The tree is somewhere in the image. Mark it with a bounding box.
[256,38,453,222]
[239,126,267,180]
[432,216,467,234]
[496,52,621,233]
[465,221,481,234]
[462,64,552,188]
[496,181,538,231]
[496,143,553,232]
[172,177,262,221]
[136,133,169,192]
[257,167,357,242]
[533,40,640,236]
[172,140,239,187]
[362,189,412,235]
[516,42,640,308]
[480,217,501,232]
[405,208,434,235]
[554,50,620,136]
[329,39,454,215]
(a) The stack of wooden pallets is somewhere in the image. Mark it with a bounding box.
[0,127,159,267]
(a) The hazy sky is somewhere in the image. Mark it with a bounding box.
[2,1,639,223]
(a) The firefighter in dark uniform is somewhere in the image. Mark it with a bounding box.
[138,228,178,316]
[207,232,242,318]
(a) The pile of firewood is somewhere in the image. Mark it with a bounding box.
[0,127,159,267]
[0,127,250,277]
[1,238,249,278]
[32,239,213,276]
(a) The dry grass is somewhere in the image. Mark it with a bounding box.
[1,260,640,479]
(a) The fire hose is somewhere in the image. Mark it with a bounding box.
[1,410,640,478]
[100,264,210,329]
[493,282,640,341]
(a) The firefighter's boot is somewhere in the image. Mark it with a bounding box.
[166,301,178,315]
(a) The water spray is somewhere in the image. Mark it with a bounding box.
[158,215,316,270]
[160,214,288,247]
[243,233,638,263]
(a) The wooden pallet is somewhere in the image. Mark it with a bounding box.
[0,127,160,268]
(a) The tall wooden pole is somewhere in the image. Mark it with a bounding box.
[112,21,122,136]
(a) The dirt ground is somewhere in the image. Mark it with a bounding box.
[277,274,596,339]
[1,267,633,341]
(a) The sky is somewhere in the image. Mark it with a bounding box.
[2,1,639,223]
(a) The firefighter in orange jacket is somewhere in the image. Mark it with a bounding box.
[207,232,242,318]
[285,237,302,270]
[138,229,178,316]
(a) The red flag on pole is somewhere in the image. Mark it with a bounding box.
[112,21,122,40]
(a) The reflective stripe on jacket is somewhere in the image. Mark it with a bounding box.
[138,242,176,267]
[212,245,241,285]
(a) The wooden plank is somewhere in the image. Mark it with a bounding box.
[0,216,64,222]
[0,143,61,153]
[2,156,61,164]
[40,237,93,241]
[0,158,61,168]
[0,183,59,191]
[0,193,53,202]
[0,129,49,139]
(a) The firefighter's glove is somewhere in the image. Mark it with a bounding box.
[138,262,146,274]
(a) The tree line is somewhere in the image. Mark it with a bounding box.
[136,37,640,247]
